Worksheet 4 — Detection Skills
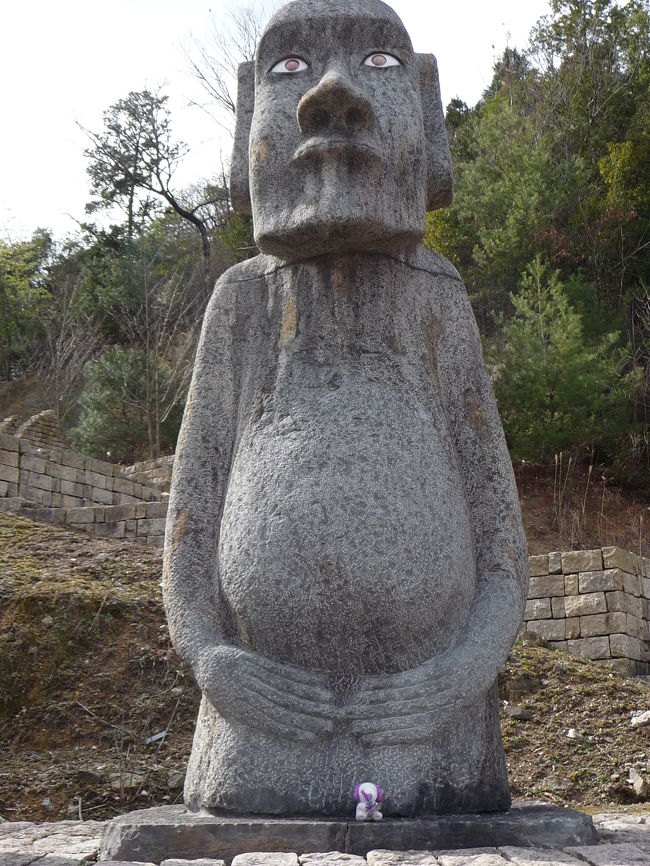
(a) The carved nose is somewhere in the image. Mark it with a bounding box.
[297,70,375,136]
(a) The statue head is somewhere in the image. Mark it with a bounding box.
[230,0,452,260]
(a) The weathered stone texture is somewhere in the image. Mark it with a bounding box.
[525,599,551,620]
[562,550,603,573]
[162,860,226,866]
[99,806,598,860]
[565,618,580,640]
[234,855,299,866]
[527,619,565,641]
[603,547,641,575]
[624,572,642,597]
[579,613,627,638]
[300,855,365,866]
[567,637,610,659]
[499,848,583,864]
[565,842,650,864]
[528,555,549,577]
[564,593,607,617]
[528,575,564,599]
[366,852,440,866]
[551,597,566,618]
[565,574,579,595]
[610,634,642,661]
[605,591,643,617]
[579,570,624,593]
[160,0,529,819]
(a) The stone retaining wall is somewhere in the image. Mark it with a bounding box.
[0,431,166,546]
[524,547,650,675]
[17,500,170,547]
[121,454,175,493]
[14,408,66,449]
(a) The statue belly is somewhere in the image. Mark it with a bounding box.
[218,382,476,674]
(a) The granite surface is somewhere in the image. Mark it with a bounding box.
[162,0,528,817]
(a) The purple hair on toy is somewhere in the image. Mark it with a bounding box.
[354,782,383,802]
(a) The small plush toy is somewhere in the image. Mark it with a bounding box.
[354,782,383,821]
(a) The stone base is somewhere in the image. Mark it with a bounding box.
[100,803,599,863]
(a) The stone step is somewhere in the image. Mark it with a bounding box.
[0,496,37,512]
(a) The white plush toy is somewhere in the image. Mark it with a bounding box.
[354,782,383,821]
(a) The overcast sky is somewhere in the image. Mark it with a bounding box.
[1,0,550,243]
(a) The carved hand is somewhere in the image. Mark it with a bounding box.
[344,576,523,747]
[196,644,341,743]
[343,648,474,747]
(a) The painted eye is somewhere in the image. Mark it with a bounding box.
[271,57,308,73]
[363,53,401,68]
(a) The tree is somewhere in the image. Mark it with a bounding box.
[529,0,649,165]
[185,3,269,129]
[70,345,188,462]
[425,95,562,326]
[38,275,101,424]
[527,0,650,302]
[492,257,637,462]
[82,90,224,294]
[0,230,53,380]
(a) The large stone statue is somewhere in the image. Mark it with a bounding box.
[163,0,529,818]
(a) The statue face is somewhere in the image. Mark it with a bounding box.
[249,0,428,259]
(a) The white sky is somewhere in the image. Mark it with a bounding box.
[1,0,550,243]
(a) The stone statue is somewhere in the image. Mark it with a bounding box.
[163,0,529,818]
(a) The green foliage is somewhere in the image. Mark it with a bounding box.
[217,212,257,263]
[83,90,178,239]
[492,258,638,461]
[69,346,185,462]
[426,96,562,324]
[0,230,54,379]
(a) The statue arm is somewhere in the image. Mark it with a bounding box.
[163,276,337,742]
[347,275,529,745]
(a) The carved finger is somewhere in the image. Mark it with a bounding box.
[357,663,445,695]
[241,683,336,736]
[347,694,438,726]
[354,671,457,706]
[233,702,320,744]
[253,655,331,688]
[243,670,342,721]
[243,659,334,702]
[350,707,439,737]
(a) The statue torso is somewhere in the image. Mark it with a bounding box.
[214,252,476,676]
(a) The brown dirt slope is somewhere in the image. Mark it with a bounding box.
[1,461,650,822]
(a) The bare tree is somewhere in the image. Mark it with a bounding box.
[39,277,102,424]
[109,247,203,458]
[184,3,276,132]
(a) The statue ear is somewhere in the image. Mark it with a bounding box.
[418,53,453,211]
[230,61,255,214]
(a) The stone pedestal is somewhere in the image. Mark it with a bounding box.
[100,804,599,863]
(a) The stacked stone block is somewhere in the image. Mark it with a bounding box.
[0,431,167,547]
[15,409,66,449]
[120,454,175,493]
[0,414,20,435]
[524,547,650,675]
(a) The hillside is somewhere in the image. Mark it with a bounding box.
[515,463,649,558]
[1,493,650,823]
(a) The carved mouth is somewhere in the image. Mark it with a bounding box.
[293,137,380,162]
